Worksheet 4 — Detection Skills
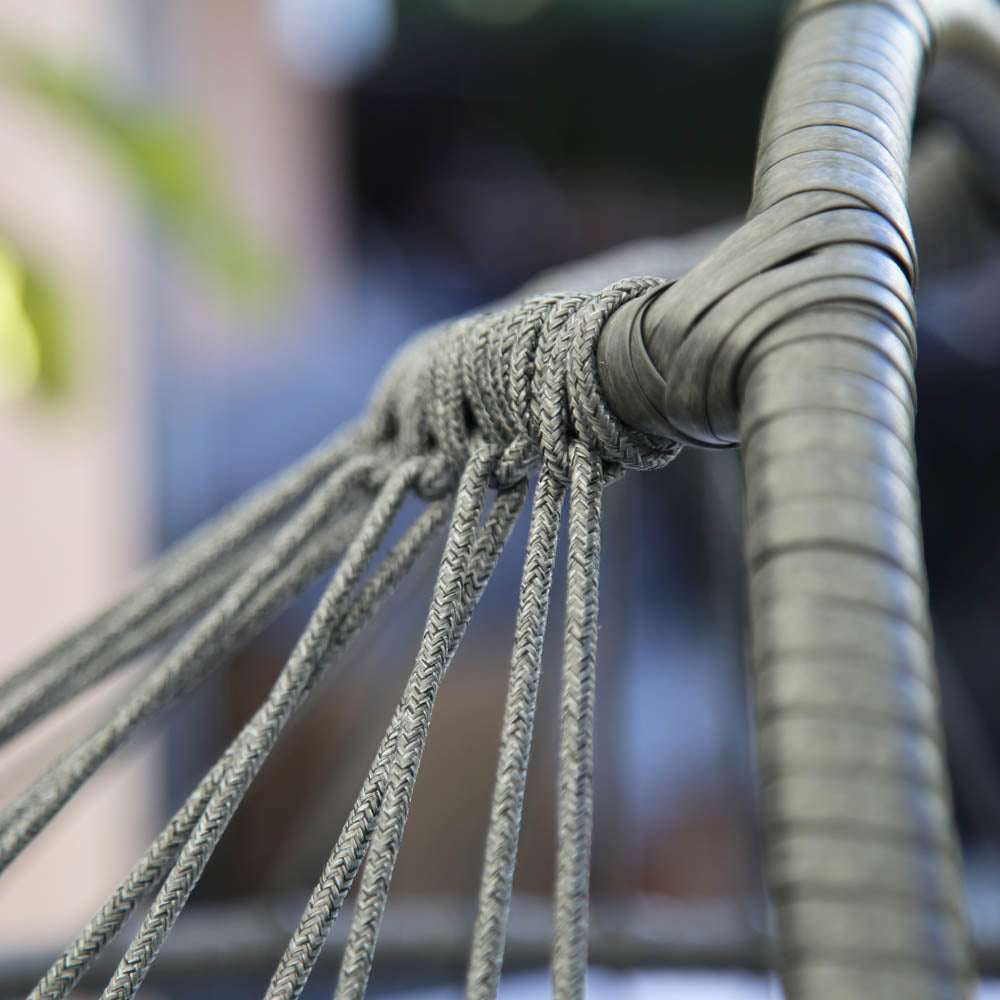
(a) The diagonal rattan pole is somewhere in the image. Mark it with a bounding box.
[0,428,364,733]
[552,443,604,1000]
[265,478,528,1000]
[465,466,565,1000]
[27,491,450,1000]
[97,458,430,1000]
[0,453,381,872]
[333,447,525,1000]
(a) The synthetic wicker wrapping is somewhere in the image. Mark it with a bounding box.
[597,1,999,996]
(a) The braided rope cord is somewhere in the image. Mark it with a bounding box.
[265,704,406,1000]
[551,444,603,1000]
[465,466,564,1000]
[332,447,517,1000]
[264,469,528,1000]
[31,476,452,1000]
[0,453,382,868]
[98,458,439,1000]
[0,428,365,749]
[0,541,255,745]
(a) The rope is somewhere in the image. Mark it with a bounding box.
[0,541,256,746]
[267,475,528,1000]
[1,266,681,1000]
[264,707,404,1000]
[0,453,379,870]
[465,466,564,1000]
[29,491,452,1000]
[98,457,430,1000]
[0,428,364,749]
[29,751,232,1000]
[552,443,604,1000]
[332,446,512,1000]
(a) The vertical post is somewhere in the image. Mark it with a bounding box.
[740,1,972,996]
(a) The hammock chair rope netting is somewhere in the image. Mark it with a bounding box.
[3,0,1000,997]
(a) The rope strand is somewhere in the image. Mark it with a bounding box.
[99,459,427,1000]
[334,447,526,1000]
[466,466,565,999]
[28,491,447,1000]
[264,707,404,1000]
[0,455,379,871]
[552,443,605,999]
[0,429,363,741]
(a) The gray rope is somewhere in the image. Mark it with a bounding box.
[0,490,375,751]
[333,446,510,1000]
[465,466,565,1000]
[98,457,433,1000]
[3,274,679,1000]
[0,428,364,742]
[28,749,233,1000]
[26,491,445,1000]
[0,551,250,746]
[330,280,678,999]
[264,477,528,1000]
[264,707,404,1000]
[552,443,604,1000]
[0,250,698,1000]
[0,453,381,871]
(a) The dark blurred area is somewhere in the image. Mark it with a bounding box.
[2,0,999,994]
[349,0,776,303]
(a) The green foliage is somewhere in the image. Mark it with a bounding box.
[0,46,285,400]
[0,242,67,401]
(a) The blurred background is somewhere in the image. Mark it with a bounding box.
[1,0,999,996]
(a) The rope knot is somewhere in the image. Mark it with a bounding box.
[367,278,682,490]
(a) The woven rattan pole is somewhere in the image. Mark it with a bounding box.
[596,0,989,996]
[742,3,972,997]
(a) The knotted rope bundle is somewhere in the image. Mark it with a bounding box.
[367,277,680,490]
[1,280,682,1000]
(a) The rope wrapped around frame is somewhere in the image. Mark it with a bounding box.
[2,280,680,1000]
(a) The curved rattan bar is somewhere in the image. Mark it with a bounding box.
[743,5,968,998]
[596,0,997,996]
